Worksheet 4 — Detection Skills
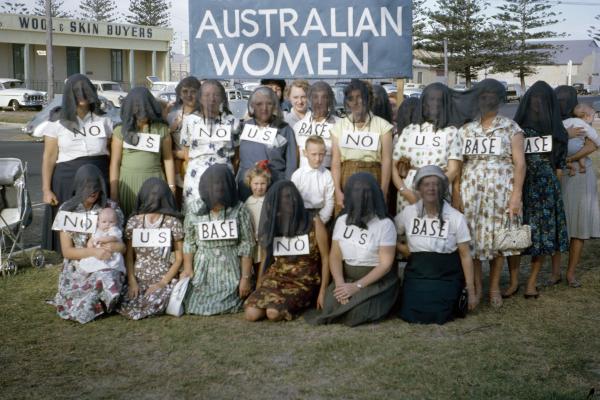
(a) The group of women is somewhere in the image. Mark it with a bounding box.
[41,73,599,325]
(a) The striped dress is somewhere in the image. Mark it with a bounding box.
[183,201,255,315]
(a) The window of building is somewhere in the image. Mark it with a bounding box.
[66,47,80,77]
[12,44,25,81]
[111,50,123,82]
[417,72,423,84]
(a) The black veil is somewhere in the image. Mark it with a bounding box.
[59,74,105,131]
[119,87,166,146]
[198,164,239,214]
[513,81,568,169]
[554,85,578,119]
[61,164,108,212]
[396,97,421,134]
[416,82,473,129]
[132,177,181,218]
[371,85,393,123]
[474,79,506,116]
[341,173,389,229]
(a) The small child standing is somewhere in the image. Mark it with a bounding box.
[79,207,125,274]
[244,161,271,272]
[291,136,335,224]
[564,103,600,175]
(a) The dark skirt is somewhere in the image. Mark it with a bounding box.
[399,251,465,325]
[41,155,109,252]
[304,263,399,327]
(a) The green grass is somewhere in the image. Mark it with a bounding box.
[1,247,599,399]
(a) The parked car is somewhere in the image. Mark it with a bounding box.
[23,94,121,138]
[157,91,177,104]
[147,76,179,98]
[505,84,528,103]
[0,78,46,111]
[90,80,128,107]
[572,83,589,95]
[592,100,600,117]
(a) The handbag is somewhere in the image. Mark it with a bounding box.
[494,216,532,252]
[166,276,190,317]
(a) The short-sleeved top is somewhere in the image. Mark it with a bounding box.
[395,200,471,254]
[42,113,113,163]
[330,113,393,162]
[457,115,522,164]
[392,122,462,187]
[180,113,240,164]
[113,123,168,173]
[332,215,397,267]
[293,111,339,168]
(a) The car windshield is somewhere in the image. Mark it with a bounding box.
[101,83,122,91]
[3,81,25,89]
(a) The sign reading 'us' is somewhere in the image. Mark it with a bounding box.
[189,0,413,79]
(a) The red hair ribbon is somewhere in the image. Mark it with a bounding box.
[256,159,271,173]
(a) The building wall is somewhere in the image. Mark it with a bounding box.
[0,43,13,77]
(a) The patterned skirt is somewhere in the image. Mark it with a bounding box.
[244,255,321,320]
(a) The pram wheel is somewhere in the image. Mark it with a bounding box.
[30,249,45,268]
[1,260,18,276]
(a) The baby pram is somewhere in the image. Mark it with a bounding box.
[0,158,45,276]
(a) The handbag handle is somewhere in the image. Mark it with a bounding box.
[173,277,190,302]
[503,215,523,230]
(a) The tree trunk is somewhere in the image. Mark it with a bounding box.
[520,69,525,91]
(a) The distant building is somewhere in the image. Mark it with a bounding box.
[479,40,600,90]
[0,13,173,92]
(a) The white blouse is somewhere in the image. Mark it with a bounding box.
[332,215,397,267]
[42,113,113,163]
[395,200,471,254]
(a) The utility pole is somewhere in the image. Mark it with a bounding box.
[45,0,54,101]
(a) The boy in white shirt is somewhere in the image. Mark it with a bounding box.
[291,136,335,224]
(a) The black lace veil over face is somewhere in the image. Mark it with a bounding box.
[257,181,311,249]
[133,177,181,218]
[475,79,506,116]
[61,164,107,212]
[513,81,568,169]
[343,79,372,124]
[198,164,239,214]
[417,82,475,129]
[554,85,578,119]
[371,84,393,123]
[175,76,201,109]
[119,87,166,145]
[59,74,104,130]
[396,97,421,134]
[342,173,388,229]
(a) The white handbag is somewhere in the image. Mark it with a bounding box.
[166,277,190,317]
[494,216,532,252]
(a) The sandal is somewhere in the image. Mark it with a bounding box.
[489,291,503,309]
[501,285,520,299]
[568,279,582,288]
[545,277,562,287]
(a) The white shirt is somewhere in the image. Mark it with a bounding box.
[291,165,335,224]
[395,200,471,254]
[563,118,600,146]
[332,215,397,267]
[293,111,339,168]
[41,113,113,163]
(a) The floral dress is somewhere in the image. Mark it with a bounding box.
[183,202,255,315]
[392,123,462,213]
[244,228,321,320]
[459,116,522,259]
[522,128,569,256]
[117,215,184,320]
[181,113,240,211]
[53,200,125,324]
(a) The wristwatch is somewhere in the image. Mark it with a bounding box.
[355,282,363,290]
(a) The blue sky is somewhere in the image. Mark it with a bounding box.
[31,0,600,54]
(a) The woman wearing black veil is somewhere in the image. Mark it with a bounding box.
[41,74,114,252]
[245,181,330,322]
[52,164,126,323]
[508,81,569,299]
[117,178,184,320]
[457,79,526,307]
[305,173,398,327]
[109,87,176,217]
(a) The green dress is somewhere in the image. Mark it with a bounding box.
[114,123,168,217]
[183,201,255,315]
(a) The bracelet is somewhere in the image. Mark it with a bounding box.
[168,184,176,188]
[242,274,251,279]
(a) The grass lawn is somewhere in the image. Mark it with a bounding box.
[1,245,599,399]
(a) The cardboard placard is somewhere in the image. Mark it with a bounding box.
[122,133,161,153]
[197,220,239,241]
[240,124,278,146]
[524,135,552,154]
[132,228,172,247]
[273,234,310,256]
[462,136,503,156]
[408,217,448,239]
[52,211,98,234]
[340,130,379,151]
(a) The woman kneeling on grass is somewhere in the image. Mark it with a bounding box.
[117,178,184,320]
[305,173,399,327]
[245,181,330,322]
[396,165,478,324]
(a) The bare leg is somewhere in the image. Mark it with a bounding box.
[502,255,521,297]
[244,306,266,322]
[472,259,483,303]
[525,255,544,296]
[266,308,284,322]
[489,256,504,307]
[549,252,561,283]
[566,238,584,286]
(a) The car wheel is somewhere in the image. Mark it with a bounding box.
[10,100,20,112]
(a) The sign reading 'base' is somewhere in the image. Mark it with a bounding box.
[198,220,239,241]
